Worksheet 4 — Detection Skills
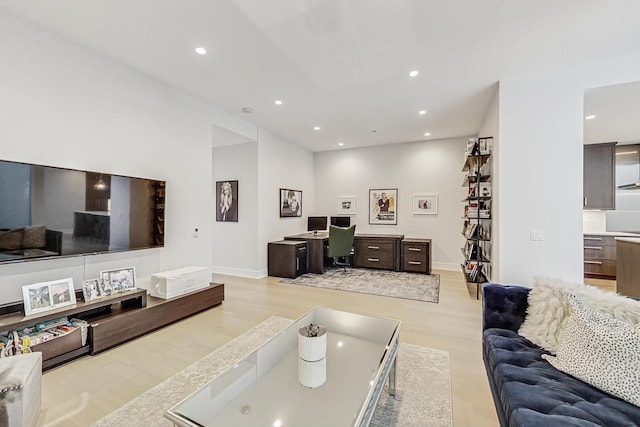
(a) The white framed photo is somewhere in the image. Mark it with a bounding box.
[81,278,101,302]
[100,267,136,294]
[337,196,357,215]
[413,194,438,215]
[22,278,76,316]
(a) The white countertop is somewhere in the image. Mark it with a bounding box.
[615,237,640,244]
[584,231,640,237]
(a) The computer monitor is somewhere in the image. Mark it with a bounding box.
[307,216,328,234]
[330,216,351,227]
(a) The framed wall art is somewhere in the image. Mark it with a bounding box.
[280,188,302,217]
[216,180,238,222]
[100,267,136,294]
[22,278,76,316]
[369,189,397,225]
[337,196,357,215]
[413,194,438,215]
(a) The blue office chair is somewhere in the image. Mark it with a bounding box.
[327,225,356,272]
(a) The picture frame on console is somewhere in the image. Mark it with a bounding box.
[280,188,302,218]
[100,267,136,293]
[412,194,438,215]
[337,196,357,215]
[22,278,76,316]
[81,278,101,302]
[369,189,397,225]
[216,180,238,222]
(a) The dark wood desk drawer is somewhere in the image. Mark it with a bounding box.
[355,241,395,270]
[401,239,431,274]
[584,244,616,260]
[584,260,616,276]
[583,235,616,246]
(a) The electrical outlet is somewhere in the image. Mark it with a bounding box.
[530,230,544,241]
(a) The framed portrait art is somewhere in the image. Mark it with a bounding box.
[22,278,76,316]
[280,188,302,218]
[337,196,357,215]
[81,278,101,302]
[216,180,238,222]
[100,267,136,294]
[369,189,397,225]
[413,194,438,215]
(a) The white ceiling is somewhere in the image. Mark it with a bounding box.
[2,0,640,152]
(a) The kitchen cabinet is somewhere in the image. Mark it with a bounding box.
[584,142,616,210]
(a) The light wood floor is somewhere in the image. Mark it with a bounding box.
[37,271,615,427]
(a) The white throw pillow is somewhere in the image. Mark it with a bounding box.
[518,276,640,353]
[543,294,640,407]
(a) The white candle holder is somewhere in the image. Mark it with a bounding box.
[298,324,327,362]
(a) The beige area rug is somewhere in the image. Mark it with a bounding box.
[280,268,441,303]
[91,316,452,427]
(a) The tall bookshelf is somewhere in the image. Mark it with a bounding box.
[461,137,493,299]
[151,181,165,246]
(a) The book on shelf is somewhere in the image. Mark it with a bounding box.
[465,138,479,157]
[478,137,493,155]
[479,182,491,198]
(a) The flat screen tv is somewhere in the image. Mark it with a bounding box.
[0,159,165,264]
[307,216,328,234]
[330,216,351,227]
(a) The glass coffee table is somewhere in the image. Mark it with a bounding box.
[165,306,401,427]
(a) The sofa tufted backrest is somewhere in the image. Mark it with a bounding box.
[482,283,530,332]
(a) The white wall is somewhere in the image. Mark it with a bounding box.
[212,141,261,277]
[0,10,220,302]
[258,128,315,277]
[314,137,469,270]
[498,53,640,285]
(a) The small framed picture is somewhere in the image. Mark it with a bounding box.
[337,196,357,215]
[413,194,438,215]
[280,188,302,218]
[369,189,397,225]
[216,180,238,222]
[81,278,101,302]
[99,267,136,294]
[22,278,76,316]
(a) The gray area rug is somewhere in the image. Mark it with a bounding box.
[281,268,440,303]
[92,316,452,427]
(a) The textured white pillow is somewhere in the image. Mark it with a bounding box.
[543,294,640,407]
[518,276,640,353]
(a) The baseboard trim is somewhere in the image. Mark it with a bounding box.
[211,266,267,279]
[432,262,460,272]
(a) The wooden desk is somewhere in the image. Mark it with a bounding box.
[616,237,640,298]
[283,232,405,273]
[284,232,328,274]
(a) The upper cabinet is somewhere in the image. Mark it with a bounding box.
[584,142,616,210]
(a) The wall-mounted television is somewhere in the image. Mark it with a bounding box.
[0,159,165,264]
[330,216,351,228]
[307,216,328,234]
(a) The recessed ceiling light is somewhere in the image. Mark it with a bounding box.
[585,115,596,120]
[424,132,431,137]
[274,100,283,105]
[195,47,207,55]
[313,126,320,131]
[418,110,427,115]
[338,142,344,147]
[409,70,419,77]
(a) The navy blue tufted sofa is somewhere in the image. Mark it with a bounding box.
[482,283,640,426]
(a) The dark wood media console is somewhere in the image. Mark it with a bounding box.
[0,283,224,370]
